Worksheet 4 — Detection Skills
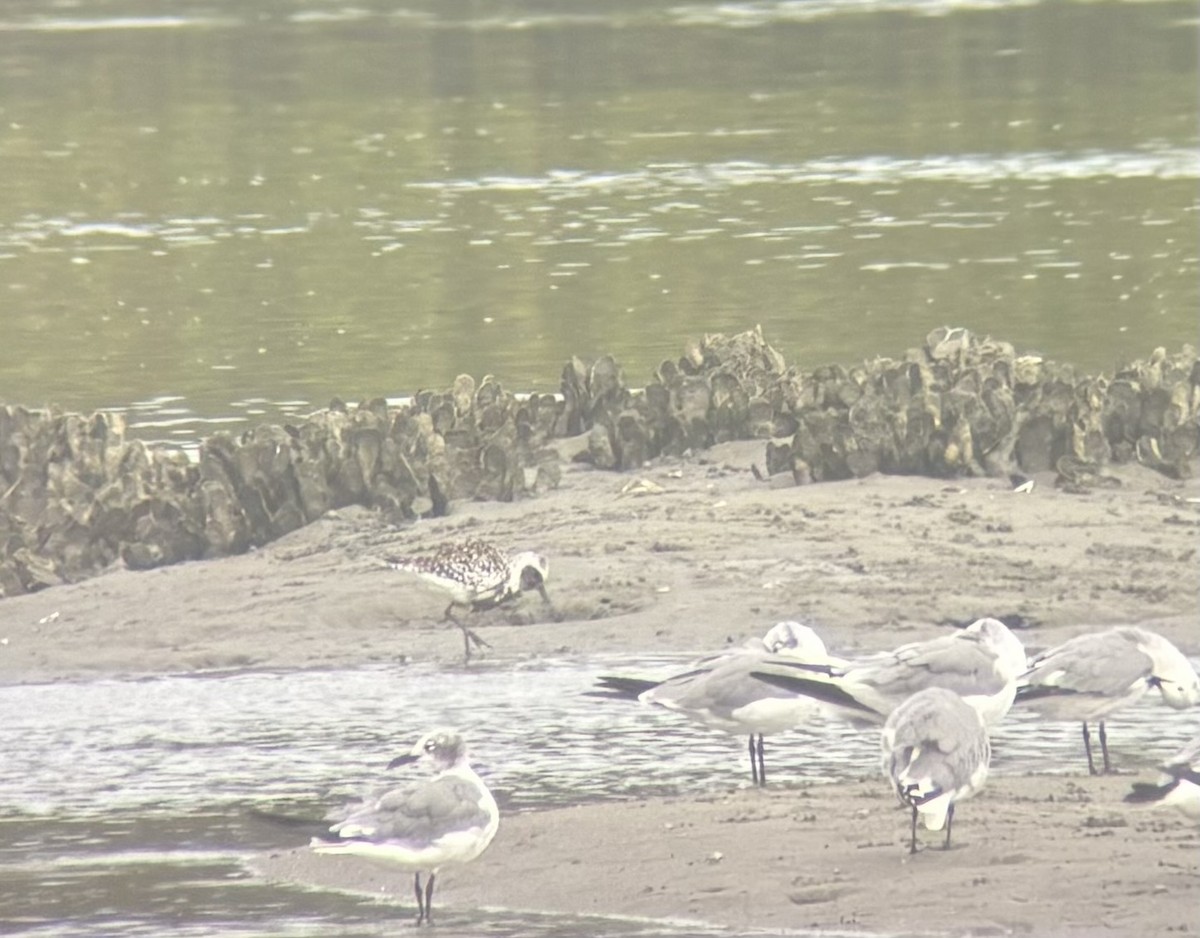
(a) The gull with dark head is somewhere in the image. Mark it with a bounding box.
[750,617,1027,728]
[311,729,499,925]
[593,621,841,786]
[1124,734,1200,822]
[1015,626,1200,774]
[386,538,550,659]
[882,686,991,854]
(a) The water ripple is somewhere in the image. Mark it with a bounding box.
[412,148,1200,196]
[1,657,1194,821]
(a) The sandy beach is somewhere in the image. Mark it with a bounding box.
[2,441,1197,935]
[255,773,1197,938]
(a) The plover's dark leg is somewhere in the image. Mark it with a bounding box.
[755,735,767,787]
[423,872,436,925]
[413,872,426,924]
[747,736,760,786]
[909,804,919,855]
[445,606,491,661]
[1098,721,1111,774]
[1081,722,1098,776]
[943,803,955,850]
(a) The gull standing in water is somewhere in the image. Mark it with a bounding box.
[749,617,1027,728]
[1014,626,1200,774]
[311,729,499,925]
[1124,734,1200,822]
[882,687,991,854]
[386,538,550,660]
[593,621,841,786]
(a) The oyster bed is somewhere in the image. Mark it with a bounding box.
[1,327,1195,596]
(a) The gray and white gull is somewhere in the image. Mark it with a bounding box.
[882,686,991,854]
[1014,626,1200,774]
[1123,733,1200,822]
[311,728,499,925]
[593,621,842,786]
[749,617,1027,728]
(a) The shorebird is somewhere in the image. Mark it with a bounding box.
[1014,626,1200,774]
[882,686,991,854]
[593,621,842,786]
[311,729,499,925]
[749,617,1027,729]
[385,538,550,659]
[1123,734,1200,822]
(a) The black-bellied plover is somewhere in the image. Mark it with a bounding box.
[311,729,499,925]
[386,538,550,659]
[750,617,1027,728]
[1014,626,1200,774]
[882,686,991,854]
[1124,734,1200,822]
[594,621,841,786]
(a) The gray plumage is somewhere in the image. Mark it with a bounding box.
[639,622,834,731]
[751,617,1027,728]
[1015,626,1200,774]
[1124,734,1200,822]
[594,621,836,786]
[312,729,499,925]
[333,774,493,846]
[882,687,991,854]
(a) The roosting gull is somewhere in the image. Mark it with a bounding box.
[1014,626,1200,774]
[749,617,1027,728]
[1124,734,1200,822]
[882,686,991,854]
[386,538,550,660]
[593,621,841,786]
[311,729,499,925]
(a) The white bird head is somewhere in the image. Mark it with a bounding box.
[387,728,468,771]
[762,620,829,663]
[507,550,550,602]
[1141,631,1200,710]
[963,617,1027,679]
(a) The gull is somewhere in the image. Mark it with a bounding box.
[385,538,550,659]
[311,728,499,925]
[882,686,991,854]
[1123,734,1200,822]
[749,617,1027,728]
[593,621,840,786]
[1014,626,1200,774]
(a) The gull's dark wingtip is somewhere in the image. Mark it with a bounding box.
[748,670,880,716]
[1124,781,1174,805]
[591,675,660,699]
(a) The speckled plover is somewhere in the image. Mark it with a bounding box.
[386,538,550,659]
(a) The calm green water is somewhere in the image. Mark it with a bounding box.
[0,0,1197,448]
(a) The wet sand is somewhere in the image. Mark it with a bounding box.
[2,441,1198,935]
[256,773,1197,938]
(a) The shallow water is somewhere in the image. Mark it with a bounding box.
[0,0,1196,448]
[0,655,1194,936]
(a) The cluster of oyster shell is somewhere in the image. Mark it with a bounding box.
[567,326,1197,486]
[0,327,1195,595]
[0,379,559,597]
